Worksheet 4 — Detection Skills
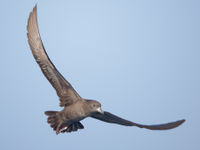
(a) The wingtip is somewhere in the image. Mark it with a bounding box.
[178,119,186,125]
[33,4,37,13]
[27,3,38,30]
[29,4,37,16]
[169,119,186,129]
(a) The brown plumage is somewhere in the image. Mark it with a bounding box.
[27,5,185,134]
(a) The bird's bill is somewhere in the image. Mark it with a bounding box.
[96,107,104,114]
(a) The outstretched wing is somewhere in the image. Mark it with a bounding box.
[27,5,82,107]
[91,111,185,130]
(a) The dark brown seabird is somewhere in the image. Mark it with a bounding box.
[27,5,185,134]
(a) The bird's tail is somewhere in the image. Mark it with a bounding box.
[44,111,84,134]
[45,111,63,134]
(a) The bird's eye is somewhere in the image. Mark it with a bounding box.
[93,104,96,107]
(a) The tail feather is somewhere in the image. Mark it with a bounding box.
[45,111,58,116]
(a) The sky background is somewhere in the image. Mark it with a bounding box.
[0,0,199,149]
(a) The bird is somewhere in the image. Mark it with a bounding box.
[27,5,185,134]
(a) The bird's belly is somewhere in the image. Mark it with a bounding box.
[63,116,85,126]
[62,108,85,122]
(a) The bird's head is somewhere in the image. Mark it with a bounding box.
[85,99,104,114]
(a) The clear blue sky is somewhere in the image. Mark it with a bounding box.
[0,0,199,150]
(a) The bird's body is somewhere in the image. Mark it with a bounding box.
[27,5,185,134]
[59,101,87,121]
[59,100,100,121]
[45,99,102,133]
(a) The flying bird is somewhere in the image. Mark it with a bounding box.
[27,5,185,134]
